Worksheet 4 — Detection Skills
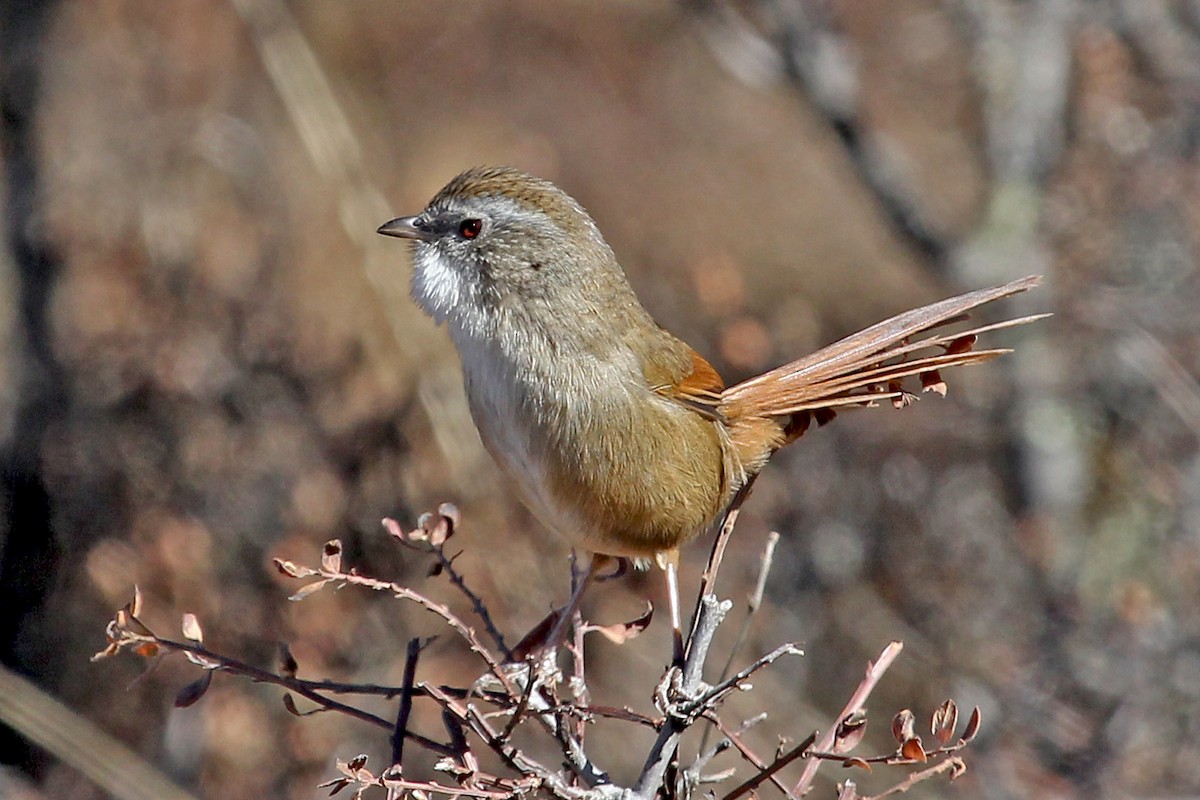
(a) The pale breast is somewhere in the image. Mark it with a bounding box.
[451,328,727,557]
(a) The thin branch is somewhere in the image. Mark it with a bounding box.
[720,731,818,800]
[297,565,518,699]
[791,641,905,796]
[706,713,799,799]
[863,756,966,799]
[631,595,733,800]
[683,642,803,715]
[392,637,424,767]
[126,632,455,757]
[687,475,758,654]
[385,517,512,659]
[701,530,781,754]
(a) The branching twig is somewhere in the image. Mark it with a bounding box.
[721,731,818,800]
[97,507,980,800]
[791,641,905,796]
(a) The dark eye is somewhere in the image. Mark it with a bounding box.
[458,218,482,239]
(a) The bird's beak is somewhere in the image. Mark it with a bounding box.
[376,216,433,242]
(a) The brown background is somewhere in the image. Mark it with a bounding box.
[2,1,1199,798]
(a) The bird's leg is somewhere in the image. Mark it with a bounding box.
[544,552,607,656]
[666,559,684,666]
[653,549,685,667]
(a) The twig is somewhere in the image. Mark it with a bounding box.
[302,566,518,699]
[392,637,423,767]
[701,530,781,754]
[386,517,513,659]
[706,713,799,799]
[791,641,904,796]
[687,475,758,655]
[630,595,732,800]
[720,731,818,800]
[864,757,966,799]
[422,683,589,800]
[123,633,455,756]
[683,642,803,715]
[435,546,513,660]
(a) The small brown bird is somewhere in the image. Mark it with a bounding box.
[379,166,1041,645]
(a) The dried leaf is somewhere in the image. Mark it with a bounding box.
[585,603,654,645]
[118,608,154,637]
[317,778,351,796]
[289,579,331,602]
[931,699,958,746]
[415,505,457,547]
[945,334,977,356]
[278,642,298,677]
[900,736,927,763]
[510,611,560,661]
[436,502,461,541]
[134,642,160,659]
[409,514,431,542]
[892,709,915,744]
[841,757,872,772]
[181,613,203,643]
[283,693,301,716]
[962,706,982,742]
[834,711,868,753]
[382,517,407,541]
[174,672,213,708]
[274,558,317,579]
[91,642,120,662]
[321,540,343,573]
[920,369,947,396]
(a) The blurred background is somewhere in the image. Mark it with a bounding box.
[2,0,1199,798]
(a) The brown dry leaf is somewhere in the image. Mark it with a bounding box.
[181,613,203,643]
[289,579,331,601]
[834,711,868,753]
[841,757,872,773]
[174,671,212,708]
[962,706,982,742]
[436,502,461,539]
[274,558,317,579]
[931,699,958,746]
[920,369,947,396]
[117,608,154,637]
[946,334,977,356]
[131,585,144,618]
[381,517,407,541]
[900,737,927,763]
[892,709,915,744]
[134,642,160,659]
[585,602,654,645]
[278,642,298,677]
[509,610,559,661]
[317,778,350,796]
[321,540,343,573]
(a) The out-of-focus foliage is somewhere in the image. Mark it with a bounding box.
[2,1,1199,798]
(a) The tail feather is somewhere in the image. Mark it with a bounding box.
[720,275,1043,420]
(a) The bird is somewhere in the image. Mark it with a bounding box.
[378,166,1042,655]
